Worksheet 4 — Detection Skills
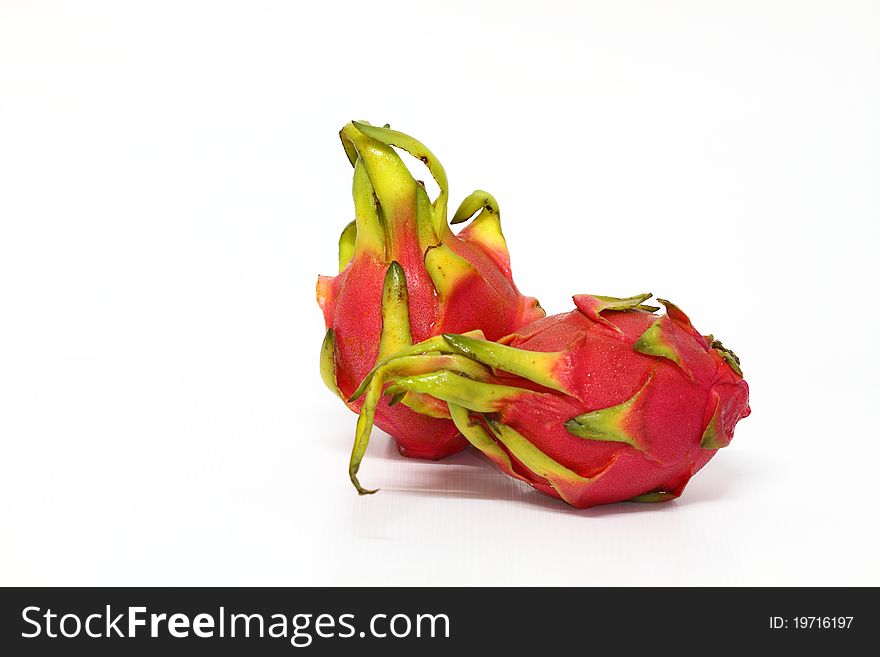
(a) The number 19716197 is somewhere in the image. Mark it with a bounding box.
[770,617,853,629]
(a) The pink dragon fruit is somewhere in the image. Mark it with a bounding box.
[317,122,543,485]
[348,293,749,507]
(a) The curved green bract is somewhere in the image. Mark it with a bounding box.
[450,191,511,271]
[485,419,594,505]
[448,404,522,478]
[351,121,449,231]
[378,262,412,360]
[579,292,654,313]
[350,372,383,495]
[451,190,499,225]
[563,374,653,450]
[338,220,357,272]
[347,353,495,494]
[348,330,487,403]
[342,123,415,202]
[319,329,343,399]
[442,334,568,393]
[342,122,436,259]
[350,158,385,257]
[573,292,656,333]
[379,353,492,394]
[633,316,685,370]
[383,371,526,413]
[592,293,656,311]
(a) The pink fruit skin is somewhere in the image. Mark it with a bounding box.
[476,298,750,507]
[318,193,543,461]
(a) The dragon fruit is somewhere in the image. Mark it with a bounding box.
[348,293,750,507]
[317,122,543,483]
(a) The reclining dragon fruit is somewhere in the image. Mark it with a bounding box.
[348,293,750,507]
[317,122,543,476]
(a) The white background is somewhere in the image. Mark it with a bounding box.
[1,1,878,586]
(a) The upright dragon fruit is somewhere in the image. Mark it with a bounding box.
[348,293,750,507]
[317,122,543,479]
